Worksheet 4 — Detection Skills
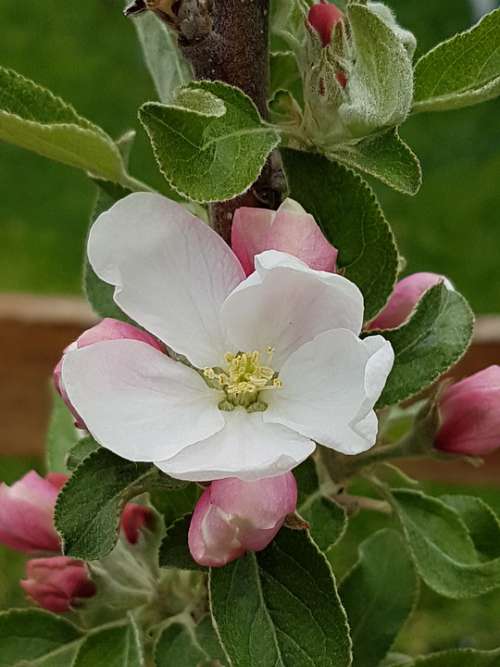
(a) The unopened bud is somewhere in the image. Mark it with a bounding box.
[308,1,344,48]
[232,198,337,276]
[0,472,66,554]
[188,474,297,567]
[21,557,96,613]
[436,366,500,457]
[54,318,164,429]
[368,273,451,330]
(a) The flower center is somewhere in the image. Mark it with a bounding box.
[203,349,282,412]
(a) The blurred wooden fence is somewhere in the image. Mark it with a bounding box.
[1,293,499,484]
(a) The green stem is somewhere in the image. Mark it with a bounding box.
[120,172,154,192]
[320,429,429,485]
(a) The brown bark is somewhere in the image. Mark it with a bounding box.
[174,0,286,242]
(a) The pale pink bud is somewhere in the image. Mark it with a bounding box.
[308,1,344,47]
[0,472,67,554]
[436,366,500,457]
[368,272,450,330]
[21,556,96,613]
[232,199,337,276]
[53,318,164,429]
[188,474,297,567]
[121,504,154,544]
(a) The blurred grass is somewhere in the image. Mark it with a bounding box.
[0,0,499,311]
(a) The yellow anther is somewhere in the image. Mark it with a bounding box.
[205,348,283,411]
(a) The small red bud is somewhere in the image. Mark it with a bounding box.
[308,1,344,48]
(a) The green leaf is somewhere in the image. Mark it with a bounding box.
[381,654,413,667]
[55,449,155,560]
[83,181,135,322]
[332,128,422,196]
[340,529,418,667]
[391,648,500,667]
[376,283,474,407]
[66,437,101,471]
[159,514,202,571]
[441,495,500,561]
[413,9,500,113]
[0,609,82,667]
[139,80,280,203]
[270,52,303,106]
[391,489,500,599]
[151,483,200,527]
[209,527,352,667]
[339,4,413,138]
[155,617,226,667]
[46,386,78,474]
[74,620,143,667]
[0,66,134,187]
[281,148,399,321]
[131,9,192,103]
[295,459,347,552]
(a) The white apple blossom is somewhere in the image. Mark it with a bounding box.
[62,192,394,481]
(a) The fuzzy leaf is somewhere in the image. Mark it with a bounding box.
[55,449,155,560]
[282,148,399,321]
[413,9,500,113]
[441,495,500,561]
[332,128,422,196]
[159,514,202,571]
[155,617,226,667]
[73,621,143,667]
[391,648,500,667]
[270,52,303,106]
[391,489,500,599]
[46,387,78,474]
[66,437,101,471]
[0,609,82,667]
[341,4,414,137]
[376,282,474,407]
[295,459,347,552]
[340,529,418,667]
[131,9,192,103]
[0,66,131,186]
[209,527,352,667]
[139,80,280,202]
[151,483,200,527]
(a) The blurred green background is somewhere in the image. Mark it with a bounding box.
[1,0,500,656]
[0,0,499,311]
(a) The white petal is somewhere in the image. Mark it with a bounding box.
[265,329,393,455]
[358,336,395,419]
[221,250,364,368]
[155,409,314,481]
[62,340,224,461]
[88,192,245,368]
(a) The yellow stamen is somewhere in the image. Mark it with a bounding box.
[204,349,283,411]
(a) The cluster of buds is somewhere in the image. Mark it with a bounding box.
[0,471,153,612]
[301,1,415,148]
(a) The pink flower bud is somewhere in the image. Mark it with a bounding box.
[21,556,96,613]
[121,503,154,544]
[188,474,297,567]
[367,272,450,330]
[54,318,164,429]
[436,366,500,457]
[0,472,67,554]
[308,1,344,47]
[232,199,337,276]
